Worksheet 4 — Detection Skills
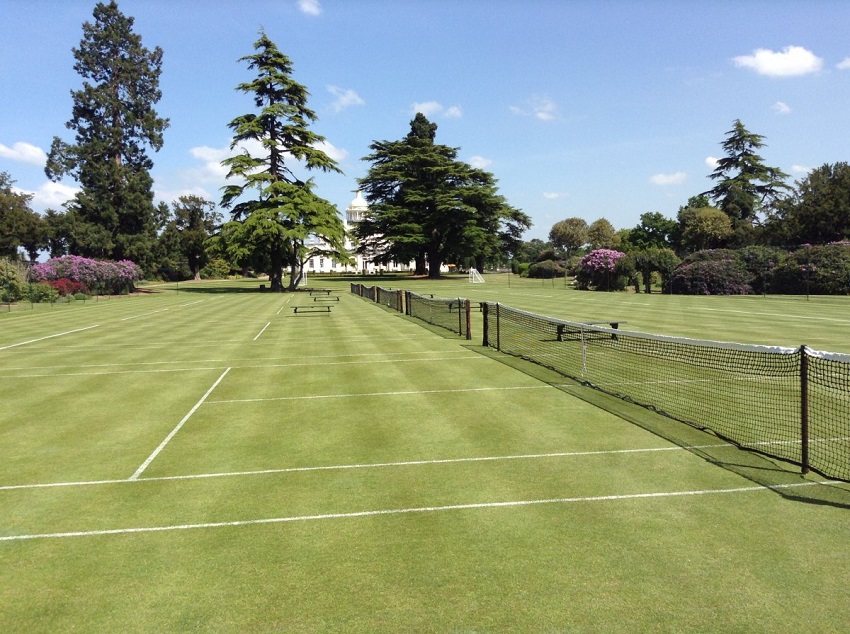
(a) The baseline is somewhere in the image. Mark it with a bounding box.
[0,325,100,351]
[0,481,830,542]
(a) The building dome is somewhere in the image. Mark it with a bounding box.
[346,190,368,224]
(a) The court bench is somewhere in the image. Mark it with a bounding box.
[293,305,332,314]
[556,320,626,341]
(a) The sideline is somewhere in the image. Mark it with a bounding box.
[0,325,100,351]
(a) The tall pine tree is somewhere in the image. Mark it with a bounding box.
[45,1,168,273]
[220,32,347,291]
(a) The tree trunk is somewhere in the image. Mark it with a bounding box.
[269,251,284,292]
[414,252,427,276]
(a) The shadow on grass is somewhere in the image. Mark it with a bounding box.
[468,344,850,510]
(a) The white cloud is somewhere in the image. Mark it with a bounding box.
[772,101,791,114]
[155,186,215,205]
[18,181,79,210]
[0,141,47,166]
[327,85,364,112]
[791,164,813,174]
[733,46,823,77]
[312,140,348,163]
[705,156,720,169]
[649,171,687,186]
[410,101,462,119]
[188,145,231,182]
[298,0,321,16]
[543,192,566,199]
[510,96,558,121]
[468,156,492,169]
[837,58,850,70]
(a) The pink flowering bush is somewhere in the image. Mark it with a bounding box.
[32,255,142,295]
[575,249,628,291]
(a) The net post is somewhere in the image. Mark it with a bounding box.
[404,291,410,316]
[397,289,404,313]
[464,299,471,340]
[800,345,810,474]
[482,302,489,346]
[457,298,462,336]
[496,303,501,351]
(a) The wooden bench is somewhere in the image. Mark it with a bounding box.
[556,321,626,341]
[313,295,340,302]
[293,305,332,314]
[308,289,333,296]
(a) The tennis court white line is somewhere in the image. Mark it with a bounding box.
[178,300,205,307]
[253,322,271,341]
[0,442,776,492]
[0,355,479,379]
[120,308,170,321]
[208,384,550,404]
[0,480,830,542]
[129,367,232,481]
[0,325,100,351]
[275,297,294,314]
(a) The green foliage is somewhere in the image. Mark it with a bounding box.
[771,244,850,295]
[768,162,850,246]
[27,282,59,303]
[627,211,677,251]
[44,1,168,274]
[704,120,790,239]
[0,172,42,261]
[677,206,733,252]
[358,113,528,279]
[527,259,566,278]
[0,257,27,302]
[549,217,588,257]
[201,258,232,279]
[587,217,619,249]
[516,262,530,277]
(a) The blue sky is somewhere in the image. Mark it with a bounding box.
[2,0,850,241]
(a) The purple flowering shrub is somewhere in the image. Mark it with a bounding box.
[32,255,142,295]
[671,260,752,295]
[575,249,628,291]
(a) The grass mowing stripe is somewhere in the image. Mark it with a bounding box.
[0,481,831,542]
[0,350,458,372]
[119,308,170,321]
[207,384,551,403]
[0,324,100,350]
[0,356,481,379]
[129,367,232,481]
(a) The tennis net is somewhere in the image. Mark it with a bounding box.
[406,292,471,339]
[482,302,850,482]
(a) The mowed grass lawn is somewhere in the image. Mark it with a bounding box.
[1,279,849,632]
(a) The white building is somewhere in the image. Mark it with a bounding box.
[303,190,414,275]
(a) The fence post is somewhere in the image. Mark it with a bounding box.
[397,289,404,313]
[800,345,810,474]
[482,302,489,346]
[464,299,471,340]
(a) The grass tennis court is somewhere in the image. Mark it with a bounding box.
[2,278,849,632]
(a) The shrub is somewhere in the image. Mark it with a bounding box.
[28,282,59,303]
[527,259,566,279]
[31,255,141,295]
[516,262,530,277]
[770,244,850,295]
[0,257,27,303]
[47,278,89,297]
[201,258,231,279]
[575,249,628,291]
[671,259,752,295]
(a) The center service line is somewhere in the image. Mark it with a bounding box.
[253,322,271,341]
[129,367,231,481]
